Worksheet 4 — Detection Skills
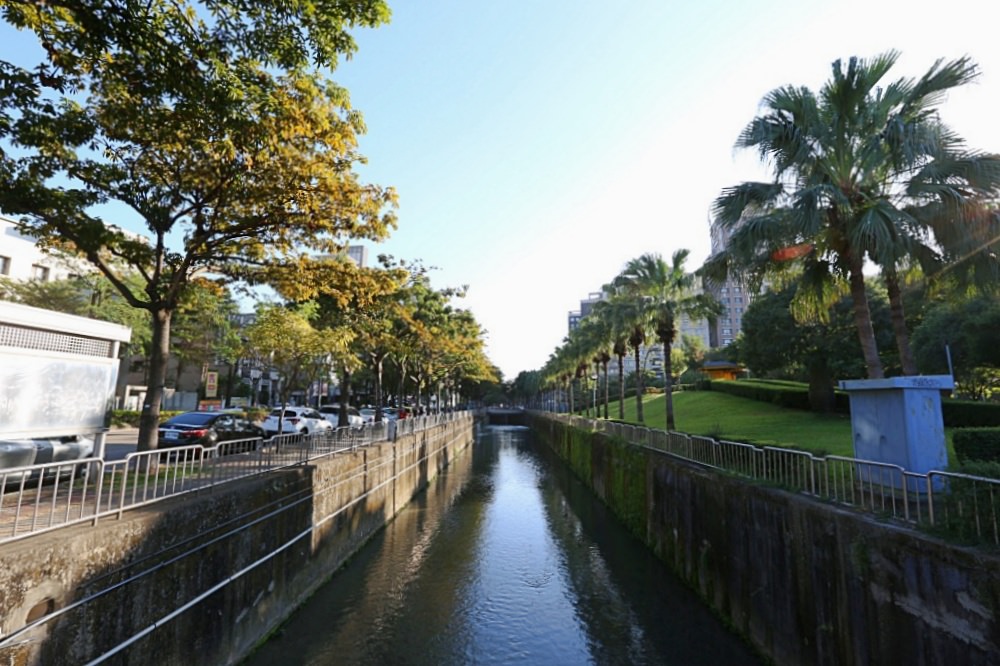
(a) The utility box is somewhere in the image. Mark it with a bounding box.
[0,301,132,458]
[839,375,953,489]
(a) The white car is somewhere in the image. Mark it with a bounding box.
[318,404,365,428]
[262,407,333,437]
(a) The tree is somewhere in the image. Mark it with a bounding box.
[510,370,542,407]
[168,278,240,390]
[299,258,408,426]
[592,296,636,420]
[740,285,893,410]
[574,313,612,419]
[711,52,1000,379]
[0,1,396,449]
[242,303,353,429]
[611,250,722,431]
[911,296,1000,399]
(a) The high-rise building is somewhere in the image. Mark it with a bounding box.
[346,245,368,267]
[706,219,756,348]
[567,291,604,332]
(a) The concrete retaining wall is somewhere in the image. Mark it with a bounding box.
[533,415,1000,666]
[0,416,475,665]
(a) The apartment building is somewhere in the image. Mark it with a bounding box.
[706,219,757,348]
[0,216,87,282]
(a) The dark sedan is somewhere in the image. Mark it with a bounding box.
[157,411,265,450]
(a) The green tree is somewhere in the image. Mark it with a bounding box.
[242,303,353,429]
[510,370,542,407]
[592,296,638,420]
[711,52,1000,379]
[168,278,240,390]
[740,284,893,410]
[911,296,1000,399]
[0,1,395,449]
[611,250,722,431]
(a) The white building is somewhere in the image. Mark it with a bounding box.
[0,216,86,282]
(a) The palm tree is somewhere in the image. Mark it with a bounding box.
[598,284,650,423]
[712,52,1000,379]
[575,312,614,420]
[612,250,722,431]
[591,298,632,420]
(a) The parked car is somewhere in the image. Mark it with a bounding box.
[158,411,265,448]
[381,407,399,421]
[0,435,95,486]
[262,407,334,437]
[358,408,378,424]
[318,404,364,428]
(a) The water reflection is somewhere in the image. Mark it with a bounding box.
[244,425,761,665]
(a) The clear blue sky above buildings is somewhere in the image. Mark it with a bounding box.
[333,0,1000,380]
[2,1,998,380]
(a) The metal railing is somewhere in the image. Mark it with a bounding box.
[0,413,468,545]
[554,413,1000,547]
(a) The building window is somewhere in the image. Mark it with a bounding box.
[0,255,10,275]
[722,328,732,335]
[31,264,50,281]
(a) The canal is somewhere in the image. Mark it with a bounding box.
[243,425,763,665]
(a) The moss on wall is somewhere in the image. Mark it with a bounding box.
[0,418,476,666]
[531,414,1000,666]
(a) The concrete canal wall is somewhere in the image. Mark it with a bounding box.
[0,416,475,665]
[532,415,1000,666]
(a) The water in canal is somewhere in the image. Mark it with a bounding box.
[244,425,763,665]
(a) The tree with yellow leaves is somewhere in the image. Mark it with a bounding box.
[0,1,396,449]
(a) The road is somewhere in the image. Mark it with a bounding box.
[103,428,138,460]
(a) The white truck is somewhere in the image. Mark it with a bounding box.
[0,300,131,466]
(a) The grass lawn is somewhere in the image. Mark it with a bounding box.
[585,390,956,459]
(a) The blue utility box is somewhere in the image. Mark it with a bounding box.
[839,376,953,488]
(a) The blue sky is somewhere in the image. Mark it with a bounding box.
[3,1,998,380]
[331,0,1000,379]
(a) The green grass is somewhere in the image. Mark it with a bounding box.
[587,390,956,459]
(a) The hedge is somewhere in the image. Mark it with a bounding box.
[709,379,850,412]
[952,428,1000,462]
[942,400,1000,428]
[709,380,1000,428]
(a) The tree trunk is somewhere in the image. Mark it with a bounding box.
[339,367,353,427]
[633,344,644,423]
[617,354,625,420]
[846,253,884,378]
[884,268,917,375]
[663,340,676,431]
[373,354,385,422]
[137,308,171,451]
[602,359,609,419]
[807,360,836,413]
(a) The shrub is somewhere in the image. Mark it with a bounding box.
[952,428,1000,463]
[942,399,1000,427]
[110,410,184,427]
[711,379,813,411]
